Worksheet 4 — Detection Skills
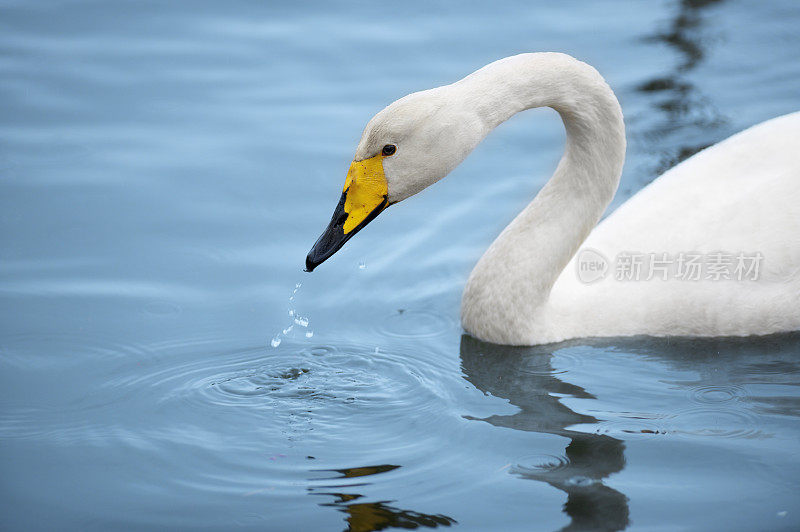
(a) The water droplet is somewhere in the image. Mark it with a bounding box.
[294,316,309,327]
[358,259,366,270]
[288,309,295,317]
[270,336,282,348]
[305,331,314,338]
[374,347,380,354]
[282,325,293,335]
[295,282,302,290]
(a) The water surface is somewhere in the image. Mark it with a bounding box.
[2,0,800,530]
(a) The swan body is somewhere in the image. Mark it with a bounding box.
[537,112,800,345]
[307,53,800,346]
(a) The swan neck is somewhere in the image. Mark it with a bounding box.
[460,53,626,344]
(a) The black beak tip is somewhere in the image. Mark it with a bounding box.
[304,254,319,272]
[304,193,388,274]
[305,234,337,272]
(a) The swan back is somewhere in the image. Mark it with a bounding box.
[543,111,800,343]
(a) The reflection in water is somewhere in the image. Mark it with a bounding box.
[459,336,629,532]
[460,332,800,530]
[624,333,800,421]
[637,0,727,175]
[310,465,457,532]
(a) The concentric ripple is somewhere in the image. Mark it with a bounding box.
[516,348,585,376]
[689,384,746,405]
[98,335,460,445]
[376,309,454,338]
[668,406,765,439]
[512,453,571,475]
[2,332,464,470]
[593,403,766,440]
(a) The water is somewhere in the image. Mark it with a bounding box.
[1,0,799,530]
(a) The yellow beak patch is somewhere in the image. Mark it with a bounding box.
[342,154,389,234]
[305,152,391,271]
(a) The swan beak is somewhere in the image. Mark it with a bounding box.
[305,154,389,271]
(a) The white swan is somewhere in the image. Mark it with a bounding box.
[306,53,800,345]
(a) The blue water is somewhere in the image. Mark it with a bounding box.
[2,0,799,530]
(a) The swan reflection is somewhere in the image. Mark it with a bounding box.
[459,335,629,531]
[638,0,727,175]
[460,332,800,531]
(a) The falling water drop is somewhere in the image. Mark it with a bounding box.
[269,281,314,347]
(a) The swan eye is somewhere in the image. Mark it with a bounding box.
[381,144,396,156]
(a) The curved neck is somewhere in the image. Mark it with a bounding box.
[459,53,626,344]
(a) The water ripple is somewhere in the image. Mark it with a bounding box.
[593,413,669,440]
[0,331,153,369]
[376,309,454,338]
[86,336,459,448]
[513,453,571,475]
[669,406,766,440]
[0,332,463,491]
[689,384,746,405]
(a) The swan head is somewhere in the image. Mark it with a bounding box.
[305,86,483,271]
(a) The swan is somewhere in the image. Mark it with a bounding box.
[305,53,800,346]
